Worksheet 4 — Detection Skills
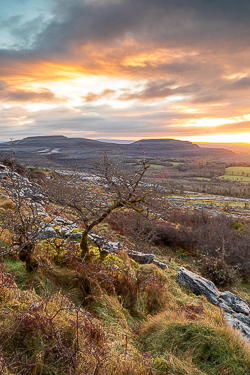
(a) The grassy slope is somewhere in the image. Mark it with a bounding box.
[1,234,250,375]
[0,180,250,374]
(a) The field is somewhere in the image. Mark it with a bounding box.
[150,164,164,169]
[220,166,250,182]
[193,177,211,181]
[169,161,184,166]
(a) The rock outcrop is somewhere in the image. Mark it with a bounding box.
[177,267,250,343]
[177,267,219,305]
[218,291,250,315]
[87,233,168,269]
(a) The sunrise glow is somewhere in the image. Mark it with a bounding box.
[1,0,250,143]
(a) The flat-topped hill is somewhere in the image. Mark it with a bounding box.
[0,136,235,168]
[130,138,199,150]
[13,135,114,149]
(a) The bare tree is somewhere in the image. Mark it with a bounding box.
[47,154,151,260]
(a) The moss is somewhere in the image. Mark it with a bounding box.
[73,228,83,233]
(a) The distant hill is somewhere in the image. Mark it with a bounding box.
[0,136,235,169]
[131,138,199,150]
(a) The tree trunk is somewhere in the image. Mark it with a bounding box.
[80,201,123,261]
[80,230,92,261]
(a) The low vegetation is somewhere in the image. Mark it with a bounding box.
[1,158,250,374]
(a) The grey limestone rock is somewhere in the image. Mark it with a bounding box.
[152,259,168,270]
[177,267,250,344]
[233,313,250,328]
[219,291,250,315]
[176,267,219,304]
[127,251,154,264]
[38,227,57,240]
[69,232,82,239]
[54,216,73,225]
[217,300,234,314]
[86,233,167,269]
[65,230,73,238]
[224,313,250,343]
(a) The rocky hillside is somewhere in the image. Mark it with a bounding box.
[0,164,250,374]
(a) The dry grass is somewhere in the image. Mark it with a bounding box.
[0,223,250,374]
[139,308,250,374]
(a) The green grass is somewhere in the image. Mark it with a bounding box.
[140,311,250,374]
[170,162,184,166]
[150,164,165,169]
[225,166,250,175]
[5,258,30,289]
[193,177,211,181]
[219,166,250,181]
[220,175,250,182]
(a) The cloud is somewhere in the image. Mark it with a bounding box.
[119,80,203,101]
[1,0,250,141]
[34,0,250,53]
[221,77,250,91]
[10,16,46,47]
[0,86,62,103]
[0,80,8,90]
[83,89,116,102]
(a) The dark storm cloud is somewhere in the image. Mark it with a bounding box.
[2,0,250,63]
[33,0,250,54]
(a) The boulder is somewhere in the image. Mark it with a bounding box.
[32,193,45,202]
[87,233,167,269]
[176,267,219,304]
[127,250,154,264]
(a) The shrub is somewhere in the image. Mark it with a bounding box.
[199,256,239,286]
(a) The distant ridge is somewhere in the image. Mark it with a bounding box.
[130,138,199,151]
[0,135,235,169]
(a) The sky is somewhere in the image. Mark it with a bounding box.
[1,0,250,143]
